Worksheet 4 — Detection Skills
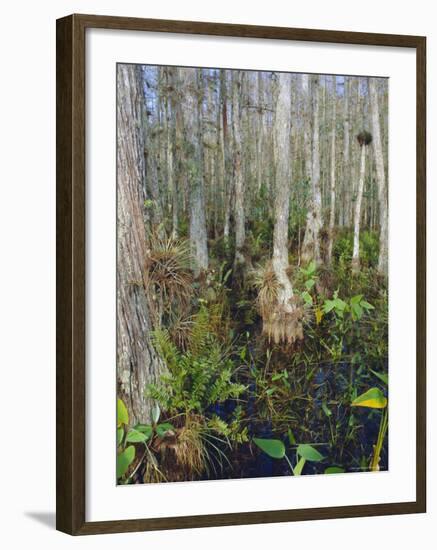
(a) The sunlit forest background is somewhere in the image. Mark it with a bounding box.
[116,64,389,484]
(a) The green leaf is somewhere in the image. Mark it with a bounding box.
[334,297,347,311]
[361,300,374,310]
[350,294,364,305]
[253,438,285,459]
[306,261,316,276]
[133,424,153,440]
[305,278,315,290]
[287,428,296,445]
[117,398,129,427]
[297,444,324,462]
[151,402,161,425]
[322,402,332,417]
[325,466,345,474]
[323,300,336,313]
[156,422,175,438]
[117,427,124,446]
[351,302,363,320]
[370,369,388,385]
[351,387,387,409]
[116,445,135,478]
[293,456,306,476]
[302,291,313,305]
[126,428,147,443]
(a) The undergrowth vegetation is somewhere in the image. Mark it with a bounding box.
[117,228,388,483]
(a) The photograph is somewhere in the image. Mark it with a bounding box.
[116,63,389,484]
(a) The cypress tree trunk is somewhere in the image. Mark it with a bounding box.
[352,144,367,272]
[342,77,351,227]
[232,72,246,267]
[369,78,388,276]
[221,70,231,242]
[267,73,302,345]
[300,74,315,265]
[327,76,337,264]
[182,68,209,276]
[117,64,164,425]
[311,75,323,265]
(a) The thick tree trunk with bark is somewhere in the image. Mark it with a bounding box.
[264,73,302,345]
[117,64,164,425]
[369,78,388,276]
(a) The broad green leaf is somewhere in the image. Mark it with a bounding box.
[361,300,374,310]
[151,402,161,425]
[302,291,313,305]
[117,398,129,427]
[156,422,175,438]
[253,438,285,459]
[297,444,324,462]
[117,427,124,446]
[323,300,336,313]
[334,297,347,311]
[325,466,345,474]
[322,402,332,417]
[351,387,387,409]
[293,457,306,476]
[370,369,388,385]
[126,428,147,443]
[350,294,364,305]
[133,424,153,440]
[116,445,135,478]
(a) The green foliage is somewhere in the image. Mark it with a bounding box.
[253,438,285,459]
[147,305,246,416]
[351,387,387,409]
[116,445,135,479]
[324,466,345,474]
[117,398,129,427]
[297,444,324,462]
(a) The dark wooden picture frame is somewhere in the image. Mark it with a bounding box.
[56,13,426,535]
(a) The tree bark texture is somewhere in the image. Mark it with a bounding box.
[352,144,367,272]
[117,64,164,425]
[369,78,388,277]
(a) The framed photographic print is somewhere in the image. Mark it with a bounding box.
[56,14,426,535]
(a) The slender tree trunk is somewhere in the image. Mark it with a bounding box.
[300,75,315,264]
[221,70,231,242]
[369,78,388,276]
[327,77,337,264]
[116,64,164,425]
[232,72,246,267]
[342,77,351,227]
[181,69,209,276]
[311,75,323,265]
[352,144,367,272]
[165,68,178,238]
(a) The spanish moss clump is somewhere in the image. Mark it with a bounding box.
[356,130,373,146]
